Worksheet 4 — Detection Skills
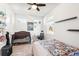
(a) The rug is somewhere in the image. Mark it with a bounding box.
[11,44,33,56]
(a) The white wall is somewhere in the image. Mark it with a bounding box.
[51,3,79,48]
[14,15,27,32]
[14,15,42,36]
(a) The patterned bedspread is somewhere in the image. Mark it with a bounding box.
[39,39,79,56]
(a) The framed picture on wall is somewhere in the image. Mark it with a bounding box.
[27,22,34,31]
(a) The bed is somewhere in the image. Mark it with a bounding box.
[32,39,79,56]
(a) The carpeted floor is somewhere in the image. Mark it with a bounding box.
[11,44,33,56]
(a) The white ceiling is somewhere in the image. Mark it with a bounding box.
[8,3,59,18]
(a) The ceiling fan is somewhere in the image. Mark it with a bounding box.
[27,3,46,11]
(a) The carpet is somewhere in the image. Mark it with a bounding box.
[11,44,33,56]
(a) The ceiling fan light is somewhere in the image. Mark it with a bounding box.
[32,5,37,9]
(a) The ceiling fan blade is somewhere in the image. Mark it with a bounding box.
[37,7,40,11]
[33,3,37,5]
[37,4,46,6]
[27,3,33,5]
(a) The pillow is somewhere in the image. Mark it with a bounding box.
[69,51,79,56]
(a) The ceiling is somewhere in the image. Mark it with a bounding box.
[8,3,59,18]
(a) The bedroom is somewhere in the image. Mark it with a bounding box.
[0,3,79,56]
